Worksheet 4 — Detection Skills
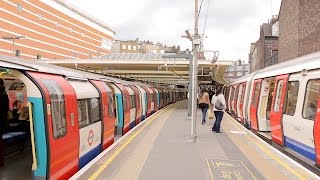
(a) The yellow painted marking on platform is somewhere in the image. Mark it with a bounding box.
[240,160,257,180]
[226,116,307,180]
[89,108,172,180]
[206,158,215,180]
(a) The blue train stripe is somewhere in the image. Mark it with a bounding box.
[79,144,101,169]
[28,97,47,178]
[284,136,316,161]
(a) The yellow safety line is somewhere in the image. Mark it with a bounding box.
[226,116,307,180]
[240,160,257,180]
[206,158,215,180]
[89,108,171,180]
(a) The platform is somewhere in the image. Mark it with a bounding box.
[71,100,319,180]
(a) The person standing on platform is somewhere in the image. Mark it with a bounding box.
[211,87,226,133]
[198,88,210,125]
[0,78,9,166]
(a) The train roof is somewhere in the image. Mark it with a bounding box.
[0,55,113,82]
[255,51,320,79]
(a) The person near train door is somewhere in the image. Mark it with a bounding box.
[211,87,226,133]
[0,78,9,166]
[198,87,210,125]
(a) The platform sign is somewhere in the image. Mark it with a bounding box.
[207,159,256,180]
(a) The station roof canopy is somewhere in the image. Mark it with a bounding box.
[38,53,232,85]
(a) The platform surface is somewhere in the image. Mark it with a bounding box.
[72,100,319,180]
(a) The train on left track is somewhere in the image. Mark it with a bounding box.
[0,55,187,179]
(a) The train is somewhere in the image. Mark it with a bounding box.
[0,55,187,179]
[223,51,320,169]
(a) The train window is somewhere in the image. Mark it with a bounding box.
[42,79,67,139]
[130,95,136,109]
[123,95,127,112]
[107,92,114,117]
[252,83,261,105]
[273,80,284,112]
[284,81,299,116]
[240,85,246,103]
[78,99,89,128]
[90,98,101,123]
[302,80,320,120]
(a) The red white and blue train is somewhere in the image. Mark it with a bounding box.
[0,55,186,179]
[224,51,320,170]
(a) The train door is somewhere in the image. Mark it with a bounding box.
[233,84,239,115]
[126,87,136,129]
[116,84,130,134]
[142,86,152,117]
[129,85,142,125]
[249,79,262,131]
[2,70,48,179]
[257,77,275,132]
[68,80,102,169]
[314,81,320,165]
[110,84,123,135]
[90,80,115,150]
[283,73,317,161]
[270,74,289,146]
[238,83,246,123]
[136,85,147,121]
[228,86,234,113]
[27,72,79,179]
[151,87,158,111]
[236,84,243,120]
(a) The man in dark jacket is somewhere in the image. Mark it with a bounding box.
[0,78,9,166]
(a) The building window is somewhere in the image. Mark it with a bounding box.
[38,14,43,20]
[133,46,136,51]
[237,72,242,76]
[284,81,299,116]
[302,80,320,120]
[122,44,126,50]
[138,45,141,49]
[101,38,113,50]
[17,4,23,11]
[128,45,132,50]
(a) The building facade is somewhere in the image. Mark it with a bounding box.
[224,60,249,81]
[112,39,179,54]
[249,16,279,72]
[278,0,320,62]
[0,0,115,59]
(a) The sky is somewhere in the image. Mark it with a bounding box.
[68,0,282,62]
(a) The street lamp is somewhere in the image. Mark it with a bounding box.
[1,35,26,56]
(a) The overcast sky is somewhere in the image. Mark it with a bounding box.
[68,0,281,62]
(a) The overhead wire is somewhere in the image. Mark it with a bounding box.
[195,0,205,33]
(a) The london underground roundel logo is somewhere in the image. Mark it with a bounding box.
[88,130,94,146]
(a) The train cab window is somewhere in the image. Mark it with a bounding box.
[78,99,89,128]
[41,79,67,139]
[302,80,320,120]
[273,80,284,112]
[90,98,101,123]
[107,92,114,117]
[9,82,25,90]
[284,81,299,116]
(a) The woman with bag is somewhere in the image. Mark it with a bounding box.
[198,88,210,125]
[211,87,226,133]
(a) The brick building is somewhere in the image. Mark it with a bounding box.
[0,0,115,59]
[224,60,249,81]
[278,0,320,62]
[249,16,279,72]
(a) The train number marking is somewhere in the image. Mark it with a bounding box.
[88,130,94,146]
